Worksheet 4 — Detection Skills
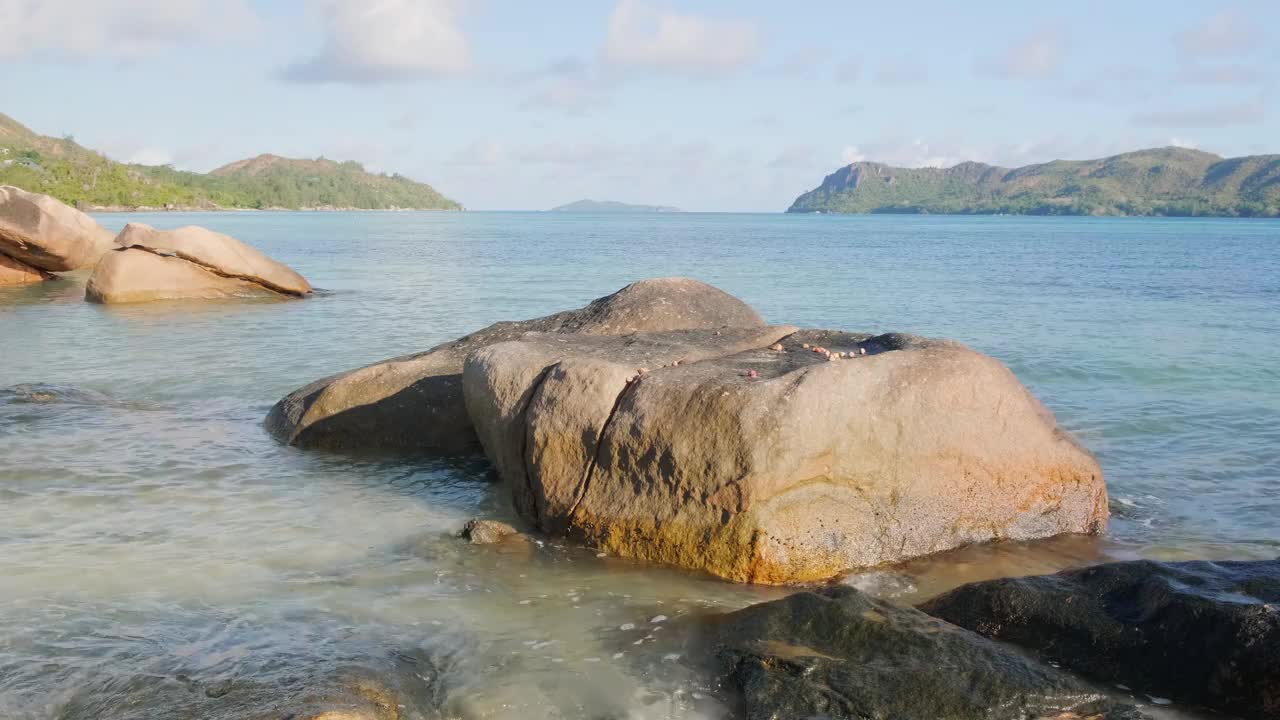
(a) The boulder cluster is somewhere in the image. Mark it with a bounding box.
[0,185,310,303]
[270,276,1108,584]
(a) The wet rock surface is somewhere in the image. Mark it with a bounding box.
[921,558,1280,720]
[700,585,1147,720]
[465,327,1106,583]
[461,518,522,544]
[266,277,766,453]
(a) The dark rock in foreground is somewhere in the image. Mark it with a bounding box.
[921,558,1280,720]
[266,277,765,453]
[702,585,1146,720]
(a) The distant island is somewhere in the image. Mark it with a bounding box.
[788,147,1280,217]
[0,112,461,211]
[550,199,681,213]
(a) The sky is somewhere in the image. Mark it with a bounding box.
[2,0,1277,211]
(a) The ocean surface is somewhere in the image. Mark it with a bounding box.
[1,211,1277,719]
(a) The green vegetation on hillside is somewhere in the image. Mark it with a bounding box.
[0,112,461,211]
[788,148,1280,217]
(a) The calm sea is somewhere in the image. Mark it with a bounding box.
[1,211,1276,718]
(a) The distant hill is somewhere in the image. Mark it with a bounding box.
[550,199,680,213]
[788,147,1280,217]
[0,112,461,211]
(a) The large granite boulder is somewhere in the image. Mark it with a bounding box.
[265,278,765,453]
[86,247,284,304]
[465,329,1106,583]
[0,251,54,285]
[463,326,797,522]
[86,224,311,304]
[114,223,311,296]
[0,185,115,271]
[921,558,1280,720]
[701,585,1146,719]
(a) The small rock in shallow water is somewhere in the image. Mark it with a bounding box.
[461,519,521,545]
[203,679,234,698]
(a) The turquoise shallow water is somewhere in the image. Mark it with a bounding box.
[1,211,1277,718]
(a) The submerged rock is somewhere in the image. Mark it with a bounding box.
[921,558,1280,720]
[2,383,115,405]
[0,185,116,272]
[466,328,1105,583]
[701,585,1146,720]
[265,277,765,453]
[461,518,522,545]
[85,224,311,304]
[0,250,54,285]
[52,650,444,720]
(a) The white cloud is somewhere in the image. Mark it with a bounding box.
[1175,63,1267,86]
[517,56,615,116]
[832,135,1195,172]
[1175,12,1262,59]
[0,0,255,59]
[1067,64,1154,103]
[976,26,1067,79]
[835,56,862,83]
[768,145,818,169]
[1132,98,1266,128]
[604,0,760,72]
[284,0,469,84]
[873,58,929,86]
[448,137,749,177]
[126,148,176,166]
[522,78,614,116]
[840,139,964,168]
[448,140,505,166]
[772,47,831,77]
[440,136,766,209]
